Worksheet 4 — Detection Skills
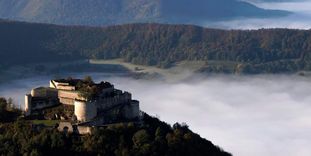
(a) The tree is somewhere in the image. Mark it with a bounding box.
[132,130,150,147]
[7,97,13,110]
[0,97,7,112]
[84,76,94,84]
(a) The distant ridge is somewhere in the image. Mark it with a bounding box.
[0,20,310,74]
[0,0,290,26]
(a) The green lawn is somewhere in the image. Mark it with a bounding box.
[32,120,60,127]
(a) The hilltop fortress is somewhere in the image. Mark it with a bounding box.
[25,77,140,131]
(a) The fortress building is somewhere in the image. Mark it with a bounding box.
[25,78,140,126]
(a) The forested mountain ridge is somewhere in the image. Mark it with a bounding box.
[0,0,289,26]
[0,20,310,74]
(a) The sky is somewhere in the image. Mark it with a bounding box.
[208,1,311,29]
[1,74,311,156]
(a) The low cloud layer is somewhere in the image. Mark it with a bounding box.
[1,74,311,156]
[209,1,311,29]
[110,75,311,156]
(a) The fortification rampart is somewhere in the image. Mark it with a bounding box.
[58,90,81,105]
[31,87,58,98]
[96,92,132,111]
[25,79,140,126]
[24,94,59,116]
[123,100,140,119]
[74,100,97,122]
[50,80,75,91]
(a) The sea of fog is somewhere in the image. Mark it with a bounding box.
[0,74,310,156]
[208,1,311,29]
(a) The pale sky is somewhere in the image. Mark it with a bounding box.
[208,1,311,29]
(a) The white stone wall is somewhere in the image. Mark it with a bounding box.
[24,94,32,116]
[26,80,140,122]
[50,80,57,88]
[74,100,97,122]
[31,88,58,98]
[58,122,74,133]
[24,93,59,116]
[58,90,80,105]
[50,80,75,91]
[59,97,75,105]
[77,126,92,134]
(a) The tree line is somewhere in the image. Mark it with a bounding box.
[0,21,310,74]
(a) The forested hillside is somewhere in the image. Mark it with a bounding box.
[0,0,289,26]
[0,97,231,156]
[0,20,310,74]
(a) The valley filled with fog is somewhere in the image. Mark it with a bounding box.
[1,0,311,155]
[210,1,311,29]
[0,74,310,156]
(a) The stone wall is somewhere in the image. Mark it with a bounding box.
[25,80,141,124]
[96,92,132,111]
[59,97,75,105]
[25,92,59,116]
[58,90,80,105]
[50,80,75,91]
[24,94,32,115]
[31,98,58,110]
[77,126,92,134]
[74,100,97,122]
[99,87,114,96]
[57,122,93,135]
[123,100,140,119]
[58,122,74,133]
[31,87,58,98]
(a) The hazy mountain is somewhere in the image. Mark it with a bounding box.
[0,0,290,26]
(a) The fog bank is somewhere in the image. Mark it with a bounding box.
[1,74,311,156]
[110,75,311,156]
[209,1,311,29]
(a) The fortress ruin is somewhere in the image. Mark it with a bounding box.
[25,77,141,133]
